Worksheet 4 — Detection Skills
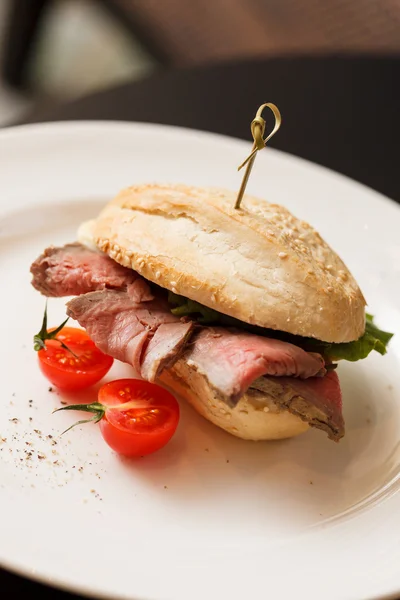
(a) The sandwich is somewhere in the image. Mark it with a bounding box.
[30,184,393,442]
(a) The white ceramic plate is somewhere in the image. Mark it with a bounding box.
[0,121,399,600]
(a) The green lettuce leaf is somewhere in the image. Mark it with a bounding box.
[168,292,220,323]
[167,293,393,362]
[318,314,393,362]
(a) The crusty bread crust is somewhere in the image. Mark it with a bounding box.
[159,359,309,441]
[80,184,366,342]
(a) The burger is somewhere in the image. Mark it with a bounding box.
[30,184,393,443]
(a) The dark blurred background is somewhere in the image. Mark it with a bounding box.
[0,0,399,126]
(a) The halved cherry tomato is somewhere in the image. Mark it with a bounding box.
[55,378,180,457]
[98,379,180,456]
[38,327,113,391]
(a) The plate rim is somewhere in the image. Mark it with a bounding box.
[1,118,398,210]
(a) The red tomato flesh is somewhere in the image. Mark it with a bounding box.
[97,379,180,457]
[38,327,113,391]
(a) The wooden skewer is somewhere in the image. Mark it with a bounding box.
[235,102,282,210]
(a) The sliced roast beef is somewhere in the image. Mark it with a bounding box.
[68,290,327,405]
[66,288,194,378]
[141,322,194,381]
[250,371,344,441]
[183,327,326,406]
[30,243,154,301]
[32,242,342,440]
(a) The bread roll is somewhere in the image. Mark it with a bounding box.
[159,359,309,441]
[83,184,366,343]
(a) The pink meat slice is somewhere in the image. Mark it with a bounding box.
[251,371,344,441]
[141,322,194,381]
[30,243,154,302]
[66,289,194,378]
[183,327,326,406]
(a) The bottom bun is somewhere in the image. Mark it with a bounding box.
[158,359,309,441]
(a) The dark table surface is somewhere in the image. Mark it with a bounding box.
[2,55,400,599]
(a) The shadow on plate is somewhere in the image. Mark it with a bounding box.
[107,360,400,527]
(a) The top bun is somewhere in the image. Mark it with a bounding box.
[79,184,366,342]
